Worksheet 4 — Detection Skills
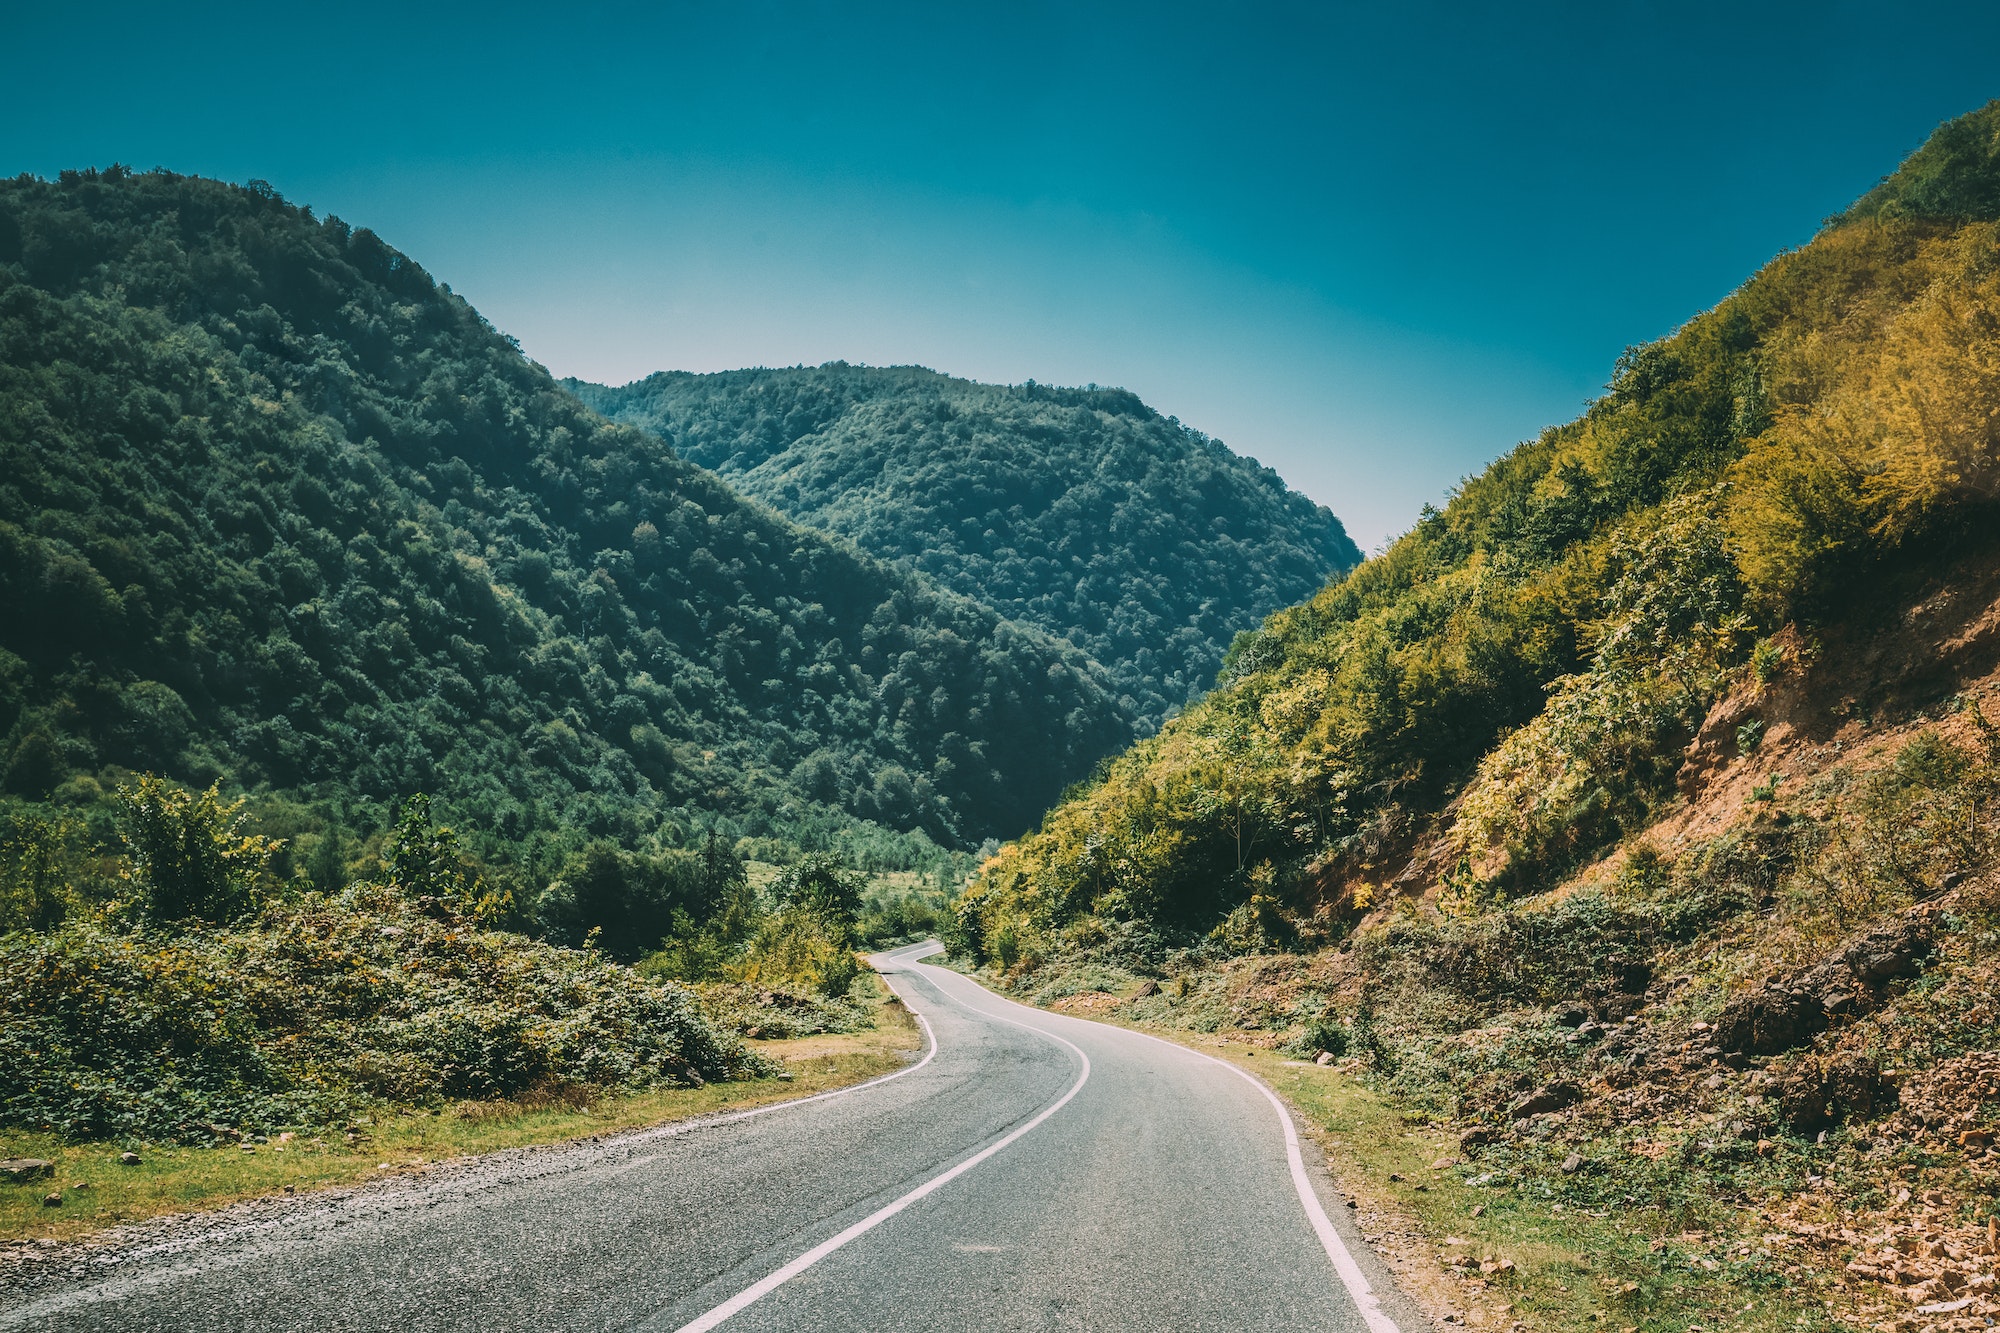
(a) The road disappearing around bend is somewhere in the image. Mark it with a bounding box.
[0,944,1418,1333]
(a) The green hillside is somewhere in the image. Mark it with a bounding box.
[0,169,1133,862]
[947,102,2000,1333]
[960,99,2000,952]
[571,366,1360,728]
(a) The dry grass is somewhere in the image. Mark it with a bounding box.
[0,974,921,1243]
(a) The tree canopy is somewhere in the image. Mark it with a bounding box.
[0,168,1135,863]
[572,365,1360,730]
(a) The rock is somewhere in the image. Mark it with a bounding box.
[1774,1058,1832,1133]
[1825,1053,1886,1120]
[1917,1296,1975,1315]
[1315,1051,1336,1066]
[1460,1127,1498,1150]
[1553,1003,1590,1029]
[1133,979,1160,998]
[41,1192,61,1207]
[1843,920,1934,989]
[1505,1082,1582,1120]
[119,1152,141,1166]
[1714,985,1825,1055]
[1,1158,55,1183]
[1560,1153,1584,1174]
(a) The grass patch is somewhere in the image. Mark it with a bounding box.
[1,973,920,1243]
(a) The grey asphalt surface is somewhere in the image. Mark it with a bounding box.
[0,944,1421,1332]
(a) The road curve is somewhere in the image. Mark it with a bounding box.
[0,945,1422,1332]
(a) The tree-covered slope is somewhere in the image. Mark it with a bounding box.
[570,366,1360,727]
[0,169,1132,855]
[957,100,2000,954]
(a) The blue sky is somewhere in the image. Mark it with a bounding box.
[6,2,1999,549]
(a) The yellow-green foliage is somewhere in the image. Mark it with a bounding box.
[735,905,861,998]
[117,777,282,923]
[962,102,2000,957]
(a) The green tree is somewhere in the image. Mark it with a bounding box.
[769,853,865,927]
[117,777,278,924]
[0,811,77,932]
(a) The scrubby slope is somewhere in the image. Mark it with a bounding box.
[960,99,2000,950]
[571,365,1360,728]
[951,101,2000,1332]
[0,170,1132,854]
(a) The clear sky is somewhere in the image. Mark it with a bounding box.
[6,2,1999,550]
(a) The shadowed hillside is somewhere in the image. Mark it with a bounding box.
[0,170,1132,857]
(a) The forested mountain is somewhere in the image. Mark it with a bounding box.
[571,366,1360,727]
[0,169,1133,860]
[962,99,2000,948]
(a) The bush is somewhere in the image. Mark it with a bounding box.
[736,906,861,998]
[117,777,279,924]
[0,886,766,1141]
[1283,1016,1350,1060]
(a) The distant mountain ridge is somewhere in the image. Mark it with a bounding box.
[571,365,1360,729]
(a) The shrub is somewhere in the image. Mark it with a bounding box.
[736,906,861,998]
[117,777,279,924]
[0,887,765,1141]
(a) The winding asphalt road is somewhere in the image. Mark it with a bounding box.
[0,945,1421,1332]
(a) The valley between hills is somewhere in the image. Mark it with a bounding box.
[6,99,2000,1333]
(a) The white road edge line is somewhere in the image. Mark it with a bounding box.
[667,953,1092,1333]
[621,943,942,1156]
[917,959,1404,1333]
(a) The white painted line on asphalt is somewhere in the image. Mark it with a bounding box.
[613,953,940,1168]
[666,962,1092,1333]
[919,961,1404,1333]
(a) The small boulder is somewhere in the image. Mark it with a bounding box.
[1505,1082,1582,1120]
[1314,1051,1336,1066]
[1825,1053,1887,1120]
[1,1158,55,1184]
[1559,1153,1583,1174]
[119,1152,141,1166]
[1714,985,1825,1056]
[1133,979,1161,998]
[1459,1127,1498,1150]
[1843,920,1934,989]
[41,1192,61,1207]
[1774,1058,1832,1133]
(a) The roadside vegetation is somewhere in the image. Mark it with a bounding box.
[0,774,943,1238]
[1,978,919,1245]
[951,102,2000,1333]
